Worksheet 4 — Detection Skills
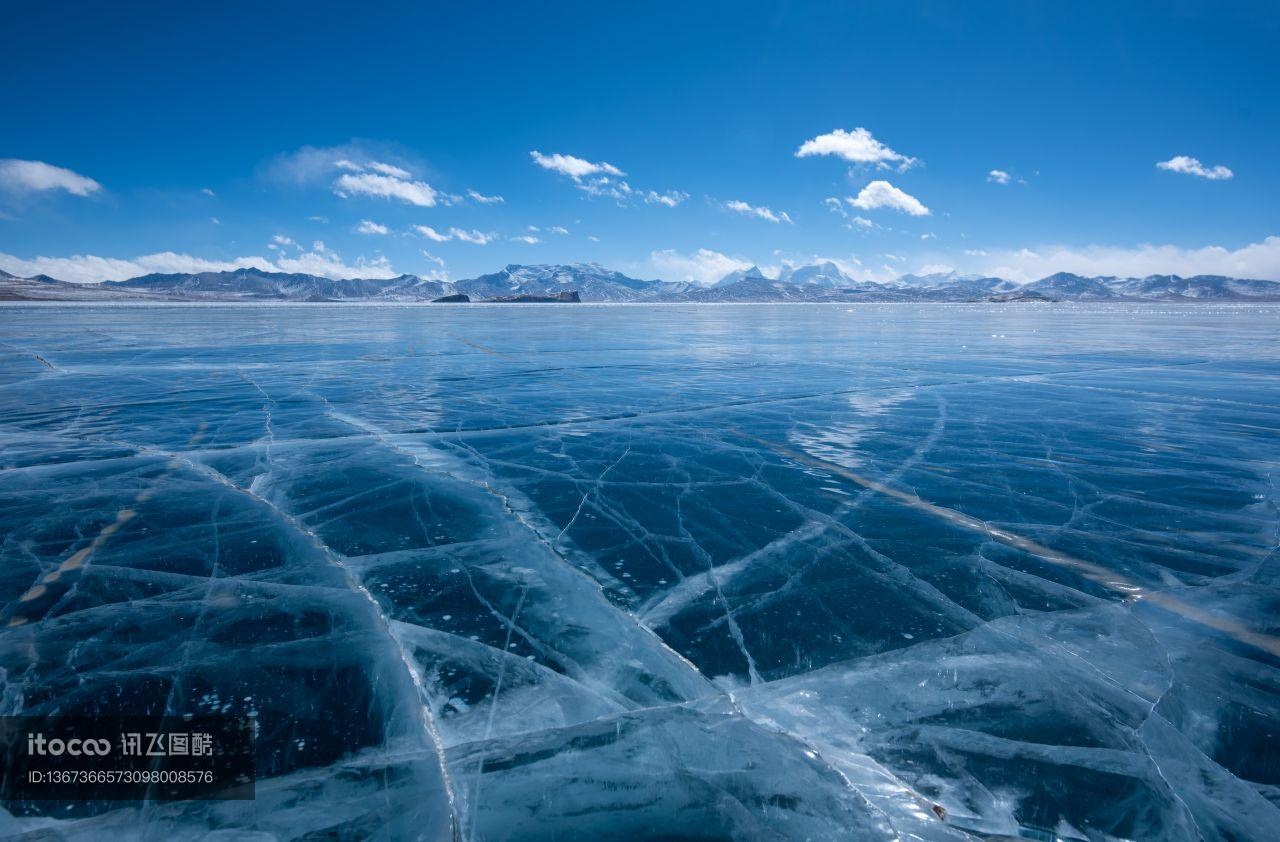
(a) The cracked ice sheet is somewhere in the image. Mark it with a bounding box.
[1,302,1279,840]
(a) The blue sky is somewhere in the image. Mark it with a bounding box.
[2,1,1277,284]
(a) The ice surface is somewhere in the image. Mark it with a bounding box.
[1,302,1278,839]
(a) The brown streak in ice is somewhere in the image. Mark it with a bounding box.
[9,422,210,627]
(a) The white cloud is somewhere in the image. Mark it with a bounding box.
[966,235,1280,282]
[795,128,918,170]
[964,249,988,257]
[987,169,1011,185]
[412,225,494,244]
[643,190,688,207]
[548,225,569,235]
[724,200,793,224]
[334,171,441,206]
[451,229,495,245]
[265,145,449,207]
[266,144,414,185]
[587,235,600,242]
[356,219,389,235]
[1157,155,1233,180]
[578,177,633,202]
[848,180,930,216]
[415,225,449,242]
[822,198,878,229]
[201,187,216,197]
[649,248,754,286]
[210,217,221,225]
[920,232,936,240]
[512,235,540,244]
[272,235,296,247]
[420,250,446,267]
[0,159,102,197]
[529,150,624,179]
[531,151,684,208]
[308,215,329,224]
[365,161,412,179]
[273,243,398,279]
[466,188,505,204]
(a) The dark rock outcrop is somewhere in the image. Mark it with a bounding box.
[488,290,581,303]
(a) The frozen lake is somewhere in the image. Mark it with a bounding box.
[2,302,1279,839]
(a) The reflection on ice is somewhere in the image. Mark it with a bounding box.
[1,302,1279,839]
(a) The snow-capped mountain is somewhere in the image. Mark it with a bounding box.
[3,263,1280,303]
[711,265,770,289]
[1020,272,1118,300]
[777,261,853,288]
[106,270,454,301]
[455,263,664,303]
[1107,274,1280,300]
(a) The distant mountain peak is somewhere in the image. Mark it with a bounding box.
[713,265,771,288]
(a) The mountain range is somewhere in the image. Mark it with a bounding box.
[3,263,1279,303]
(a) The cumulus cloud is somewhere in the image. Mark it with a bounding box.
[530,150,685,208]
[334,158,412,179]
[649,248,754,286]
[1156,155,1233,180]
[848,180,930,216]
[415,226,450,242]
[987,169,1011,184]
[366,161,412,179]
[334,171,442,207]
[966,236,1280,282]
[0,159,102,197]
[512,235,540,244]
[273,241,398,278]
[795,128,918,170]
[643,190,688,207]
[267,144,406,184]
[724,200,793,224]
[466,188,504,204]
[823,197,877,229]
[450,229,495,245]
[0,243,401,284]
[355,219,388,235]
[264,144,450,207]
[529,151,624,179]
[413,225,495,245]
